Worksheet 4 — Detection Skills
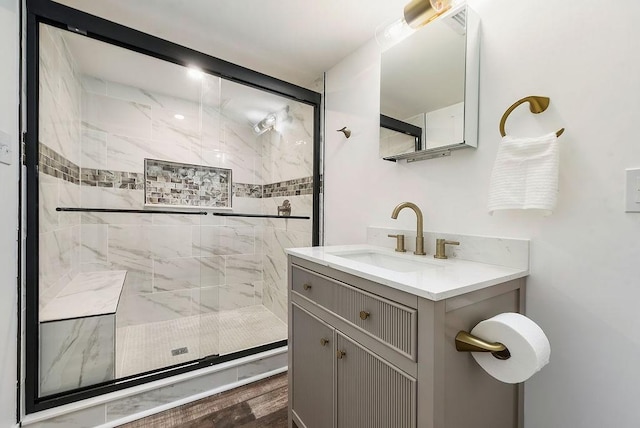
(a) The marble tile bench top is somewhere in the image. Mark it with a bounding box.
[40,270,127,322]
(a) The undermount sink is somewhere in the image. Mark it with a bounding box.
[329,250,441,273]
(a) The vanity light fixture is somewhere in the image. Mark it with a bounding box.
[405,0,452,29]
[376,0,453,46]
[375,18,414,46]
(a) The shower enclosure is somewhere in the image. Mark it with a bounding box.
[26,1,320,413]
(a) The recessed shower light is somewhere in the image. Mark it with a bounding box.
[188,67,204,79]
[174,114,185,120]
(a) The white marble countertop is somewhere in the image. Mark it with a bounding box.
[40,271,127,322]
[286,245,528,301]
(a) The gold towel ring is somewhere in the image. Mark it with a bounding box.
[499,96,565,138]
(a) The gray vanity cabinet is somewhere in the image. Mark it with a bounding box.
[290,303,416,428]
[288,255,525,428]
[336,332,416,428]
[289,259,418,428]
[290,304,334,428]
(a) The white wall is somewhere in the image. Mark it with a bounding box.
[324,0,640,426]
[0,0,19,425]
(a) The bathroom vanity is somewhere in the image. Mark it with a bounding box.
[287,244,528,428]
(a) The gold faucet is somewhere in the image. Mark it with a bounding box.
[387,234,406,252]
[434,238,460,259]
[391,202,426,255]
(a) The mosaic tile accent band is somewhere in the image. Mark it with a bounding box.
[263,176,314,198]
[38,143,314,199]
[81,169,144,189]
[144,159,232,208]
[39,143,80,184]
[233,183,262,198]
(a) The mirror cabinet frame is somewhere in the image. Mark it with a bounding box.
[379,5,480,162]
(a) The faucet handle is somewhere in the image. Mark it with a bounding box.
[434,239,460,259]
[388,234,406,253]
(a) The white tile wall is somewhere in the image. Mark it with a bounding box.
[37,32,315,395]
[152,257,203,292]
[40,315,115,396]
[261,194,312,322]
[80,224,108,264]
[38,25,82,310]
[39,25,81,165]
[82,93,152,139]
[80,128,108,170]
[261,102,314,184]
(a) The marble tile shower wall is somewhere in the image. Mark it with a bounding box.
[79,204,267,329]
[259,104,314,322]
[37,28,315,341]
[38,25,82,310]
[79,74,263,184]
[77,76,314,331]
[78,75,269,329]
[260,102,314,185]
[261,194,312,322]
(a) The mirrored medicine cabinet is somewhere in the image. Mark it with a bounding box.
[379,5,480,162]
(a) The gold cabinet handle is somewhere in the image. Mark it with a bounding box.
[336,350,346,359]
[320,338,329,346]
[303,283,312,290]
[359,310,370,320]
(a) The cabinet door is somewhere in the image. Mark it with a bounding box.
[291,304,335,428]
[336,332,416,428]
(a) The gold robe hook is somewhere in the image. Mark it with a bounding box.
[337,127,351,138]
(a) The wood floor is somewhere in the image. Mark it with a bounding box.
[118,373,288,428]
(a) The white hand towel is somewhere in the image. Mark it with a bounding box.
[488,132,559,215]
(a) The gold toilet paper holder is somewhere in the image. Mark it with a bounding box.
[455,331,511,360]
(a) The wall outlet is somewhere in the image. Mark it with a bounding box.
[0,131,12,166]
[625,168,640,213]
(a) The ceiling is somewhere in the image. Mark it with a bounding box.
[54,0,410,89]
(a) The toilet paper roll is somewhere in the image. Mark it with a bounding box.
[470,312,550,384]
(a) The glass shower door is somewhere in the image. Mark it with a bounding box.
[36,22,218,396]
[32,12,318,405]
[196,79,315,358]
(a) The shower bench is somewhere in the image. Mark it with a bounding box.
[39,270,127,395]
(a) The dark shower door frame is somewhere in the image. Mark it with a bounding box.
[24,0,321,413]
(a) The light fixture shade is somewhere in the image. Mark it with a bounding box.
[403,0,452,29]
[375,17,415,47]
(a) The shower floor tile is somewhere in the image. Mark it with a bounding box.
[116,305,287,378]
